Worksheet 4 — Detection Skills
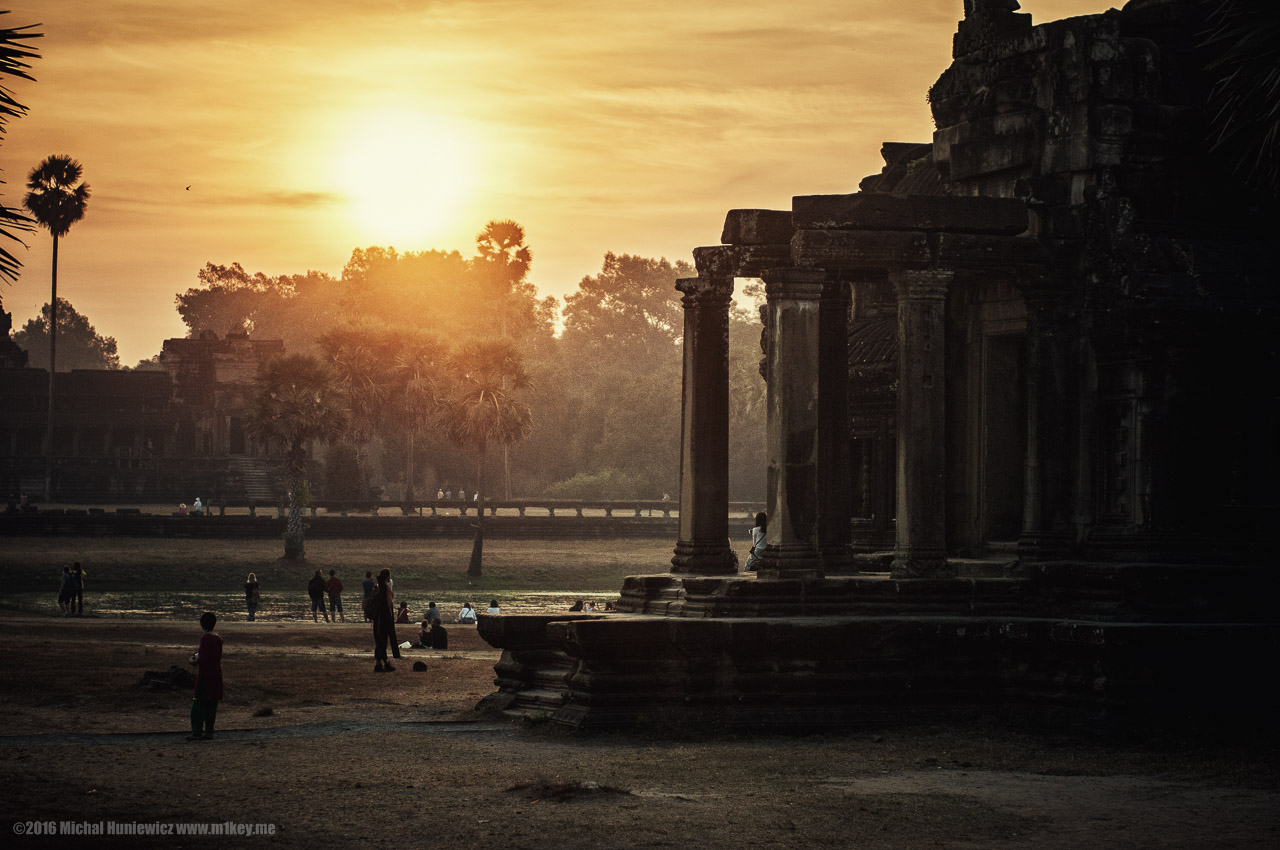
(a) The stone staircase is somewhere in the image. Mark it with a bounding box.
[228,457,278,503]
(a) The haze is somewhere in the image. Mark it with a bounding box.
[1,0,1107,366]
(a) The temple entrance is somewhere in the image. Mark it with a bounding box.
[981,333,1026,541]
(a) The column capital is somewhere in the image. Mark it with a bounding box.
[891,268,952,302]
[762,267,825,301]
[675,275,734,308]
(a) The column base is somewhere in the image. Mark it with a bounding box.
[1017,531,1074,562]
[671,540,738,575]
[756,543,825,578]
[819,543,858,575]
[891,548,953,579]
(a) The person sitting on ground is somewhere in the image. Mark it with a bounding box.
[425,601,441,623]
[487,599,500,614]
[457,601,477,624]
[412,620,431,649]
[430,620,448,650]
[569,599,584,612]
[583,601,595,612]
[395,601,411,624]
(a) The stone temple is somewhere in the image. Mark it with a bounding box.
[477,0,1279,729]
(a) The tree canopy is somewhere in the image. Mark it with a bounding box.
[14,297,120,371]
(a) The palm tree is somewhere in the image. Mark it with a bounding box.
[440,339,533,577]
[473,219,533,499]
[391,330,448,508]
[246,354,348,560]
[0,15,41,285]
[316,325,394,501]
[24,154,90,503]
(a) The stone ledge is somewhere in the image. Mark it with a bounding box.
[793,193,1029,235]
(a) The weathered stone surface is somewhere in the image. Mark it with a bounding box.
[792,193,1029,235]
[791,229,930,270]
[721,209,794,245]
[693,244,793,278]
[936,232,1045,269]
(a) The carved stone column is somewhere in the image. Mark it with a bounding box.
[1017,277,1075,560]
[756,268,825,578]
[891,269,952,578]
[817,278,856,573]
[670,275,736,575]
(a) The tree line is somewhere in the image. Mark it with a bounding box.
[8,223,768,507]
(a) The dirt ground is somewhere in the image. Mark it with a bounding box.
[1,613,1277,849]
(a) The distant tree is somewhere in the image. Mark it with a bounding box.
[128,353,165,371]
[0,15,40,285]
[14,297,120,371]
[560,253,692,359]
[175,262,340,354]
[246,354,348,560]
[390,330,448,506]
[440,339,533,577]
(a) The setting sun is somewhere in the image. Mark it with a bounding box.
[333,110,477,247]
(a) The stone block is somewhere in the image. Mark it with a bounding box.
[692,243,793,278]
[721,209,794,245]
[792,193,1028,235]
[791,229,931,270]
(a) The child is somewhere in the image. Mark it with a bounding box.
[187,612,223,740]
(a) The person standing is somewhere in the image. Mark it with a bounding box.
[325,569,345,623]
[71,562,86,616]
[368,568,398,672]
[307,570,330,623]
[744,511,767,572]
[361,571,375,621]
[57,566,74,615]
[187,612,223,740]
[245,572,260,621]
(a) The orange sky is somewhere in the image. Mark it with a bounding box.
[1,0,1110,366]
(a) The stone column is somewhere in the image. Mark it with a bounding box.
[816,278,856,572]
[670,275,736,575]
[756,268,825,578]
[891,269,952,578]
[1017,277,1075,559]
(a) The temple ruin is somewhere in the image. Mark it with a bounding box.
[477,0,1279,728]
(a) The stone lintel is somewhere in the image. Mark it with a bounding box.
[793,193,1029,235]
[791,229,931,270]
[694,243,793,278]
[935,232,1046,270]
[722,209,795,246]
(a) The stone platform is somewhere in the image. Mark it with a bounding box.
[476,568,1280,731]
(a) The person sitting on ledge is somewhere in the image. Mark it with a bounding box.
[569,600,584,612]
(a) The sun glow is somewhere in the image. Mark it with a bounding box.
[334,110,478,246]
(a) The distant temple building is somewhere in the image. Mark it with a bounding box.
[0,327,284,503]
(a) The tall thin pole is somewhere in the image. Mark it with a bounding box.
[44,233,58,504]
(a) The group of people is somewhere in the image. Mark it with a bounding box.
[177,497,205,516]
[57,562,87,615]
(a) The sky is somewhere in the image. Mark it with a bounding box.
[1,0,1109,366]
